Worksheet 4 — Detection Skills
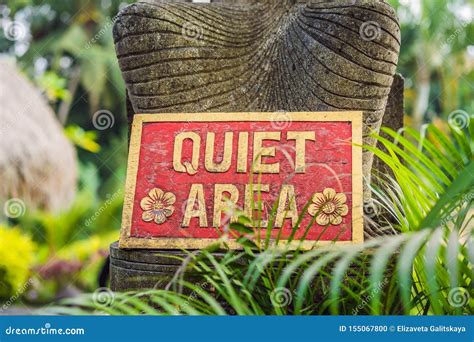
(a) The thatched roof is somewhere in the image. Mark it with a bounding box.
[0,60,77,214]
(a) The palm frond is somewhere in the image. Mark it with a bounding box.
[46,120,473,316]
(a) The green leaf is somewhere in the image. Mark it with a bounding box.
[420,160,474,229]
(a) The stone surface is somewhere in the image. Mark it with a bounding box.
[113,0,401,198]
[110,241,186,290]
[373,73,404,180]
[110,241,219,291]
[110,0,404,291]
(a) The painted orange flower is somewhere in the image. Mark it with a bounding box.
[308,188,349,226]
[140,188,176,224]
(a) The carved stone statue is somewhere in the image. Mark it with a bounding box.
[113,0,402,199]
[110,0,403,291]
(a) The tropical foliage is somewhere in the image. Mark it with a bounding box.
[387,0,474,128]
[49,119,473,315]
[0,0,472,313]
[0,226,36,298]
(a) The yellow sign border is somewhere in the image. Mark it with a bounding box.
[119,112,364,250]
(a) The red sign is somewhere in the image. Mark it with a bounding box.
[120,112,363,249]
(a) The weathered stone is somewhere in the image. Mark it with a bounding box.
[110,242,219,291]
[110,242,186,291]
[113,0,401,198]
[110,0,404,291]
[373,73,404,180]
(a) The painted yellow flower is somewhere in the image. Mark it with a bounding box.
[140,188,176,224]
[308,188,349,226]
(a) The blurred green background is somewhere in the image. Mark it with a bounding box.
[0,0,472,308]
